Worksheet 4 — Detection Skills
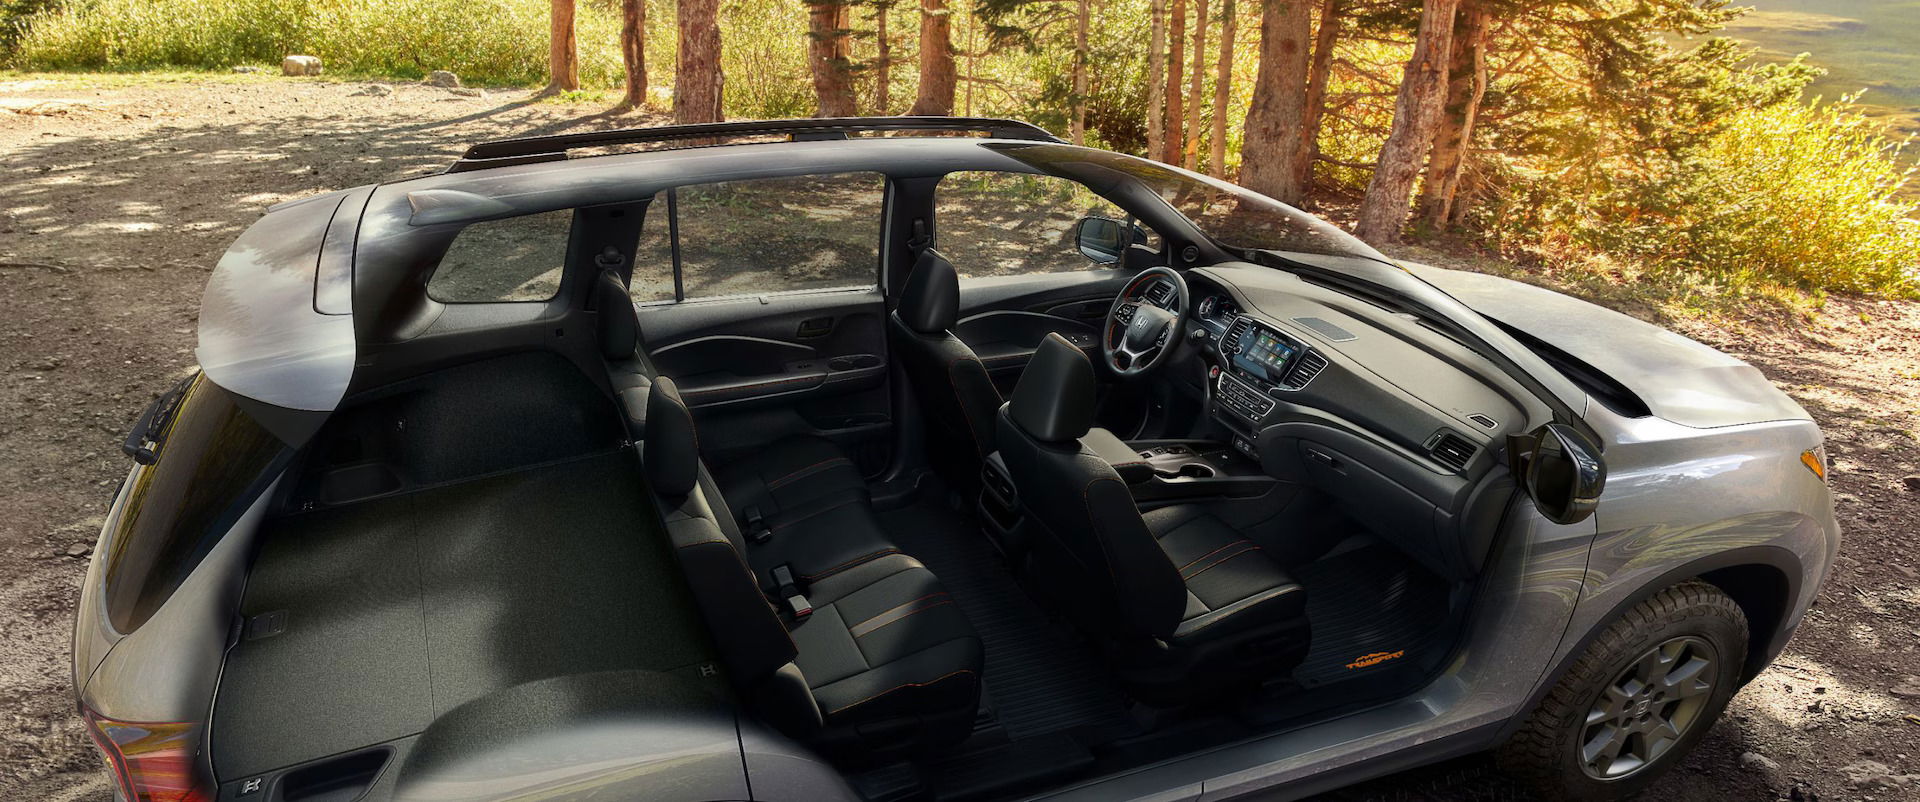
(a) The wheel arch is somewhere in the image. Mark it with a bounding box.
[1497,545,1804,742]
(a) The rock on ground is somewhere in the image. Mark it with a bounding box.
[280,56,322,76]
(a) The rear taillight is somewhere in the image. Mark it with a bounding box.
[81,709,210,802]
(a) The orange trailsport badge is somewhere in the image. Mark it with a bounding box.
[1345,650,1406,670]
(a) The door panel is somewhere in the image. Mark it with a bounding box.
[953,270,1132,387]
[637,289,890,468]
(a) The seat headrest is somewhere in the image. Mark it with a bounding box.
[1007,334,1095,443]
[644,377,700,497]
[596,271,639,361]
[898,249,959,333]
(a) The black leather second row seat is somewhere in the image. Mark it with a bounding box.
[593,269,915,593]
[889,249,1003,490]
[643,377,985,759]
[993,334,1312,703]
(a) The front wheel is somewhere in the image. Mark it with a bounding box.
[1497,580,1748,801]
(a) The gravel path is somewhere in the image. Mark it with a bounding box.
[2,74,1916,801]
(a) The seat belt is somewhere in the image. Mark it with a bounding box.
[771,564,812,621]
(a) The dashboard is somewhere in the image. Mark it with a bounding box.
[1180,266,1535,479]
[1163,264,1548,583]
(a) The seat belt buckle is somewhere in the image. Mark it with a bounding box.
[771,564,812,622]
[784,593,814,619]
[745,506,772,544]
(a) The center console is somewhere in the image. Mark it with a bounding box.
[977,437,1281,555]
[1211,316,1328,456]
[1120,439,1277,504]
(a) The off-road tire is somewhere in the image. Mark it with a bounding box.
[1496,580,1748,801]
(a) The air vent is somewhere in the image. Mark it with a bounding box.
[1468,413,1498,430]
[1222,317,1252,354]
[1426,430,1476,472]
[1287,351,1329,388]
[1144,280,1173,307]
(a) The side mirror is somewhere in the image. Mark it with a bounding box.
[1510,423,1605,525]
[1075,217,1146,265]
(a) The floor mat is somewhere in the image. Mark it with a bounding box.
[879,500,1135,741]
[1291,543,1452,689]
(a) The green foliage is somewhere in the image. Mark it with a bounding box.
[719,0,815,118]
[1,0,62,55]
[1472,30,1918,299]
[8,0,1917,302]
[1655,97,1917,296]
[11,0,628,86]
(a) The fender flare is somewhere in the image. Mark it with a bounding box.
[1496,544,1805,742]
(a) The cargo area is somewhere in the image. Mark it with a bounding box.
[209,353,723,782]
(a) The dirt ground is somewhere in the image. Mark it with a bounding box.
[2,75,1917,801]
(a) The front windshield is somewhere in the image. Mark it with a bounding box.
[983,140,1592,430]
[984,142,1388,263]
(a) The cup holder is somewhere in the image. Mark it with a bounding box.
[1155,462,1217,481]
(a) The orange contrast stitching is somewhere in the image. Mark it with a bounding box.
[765,457,851,490]
[851,595,955,638]
[1181,544,1262,580]
[1174,539,1253,574]
[825,669,977,716]
[798,548,901,581]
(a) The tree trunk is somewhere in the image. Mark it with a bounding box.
[1416,0,1488,229]
[1071,0,1090,144]
[1353,0,1460,243]
[618,0,646,109]
[1147,0,1166,159]
[875,2,893,113]
[1162,0,1186,163]
[808,0,857,117]
[909,0,956,115]
[1207,0,1234,176]
[546,0,579,93]
[675,0,724,124]
[1238,0,1312,204]
[1183,0,1208,169]
[1297,0,1339,199]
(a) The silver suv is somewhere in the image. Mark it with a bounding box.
[73,118,1837,802]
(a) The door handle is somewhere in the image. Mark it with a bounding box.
[797,316,834,338]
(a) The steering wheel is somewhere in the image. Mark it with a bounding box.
[1102,266,1191,378]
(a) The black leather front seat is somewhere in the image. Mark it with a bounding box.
[994,334,1311,702]
[888,249,1002,488]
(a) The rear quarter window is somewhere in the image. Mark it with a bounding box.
[103,375,287,633]
[426,209,575,302]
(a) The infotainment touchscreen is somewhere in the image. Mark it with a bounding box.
[1231,328,1299,382]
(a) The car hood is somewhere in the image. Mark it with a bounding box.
[1404,263,1810,429]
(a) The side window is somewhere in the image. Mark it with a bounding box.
[104,374,286,633]
[632,172,886,302]
[428,209,573,302]
[934,172,1151,279]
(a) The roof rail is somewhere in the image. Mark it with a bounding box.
[445,116,1065,173]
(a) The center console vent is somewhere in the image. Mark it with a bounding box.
[1285,350,1329,389]
[1425,430,1476,473]
[1221,317,1252,354]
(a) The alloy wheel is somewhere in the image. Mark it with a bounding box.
[1578,635,1718,780]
